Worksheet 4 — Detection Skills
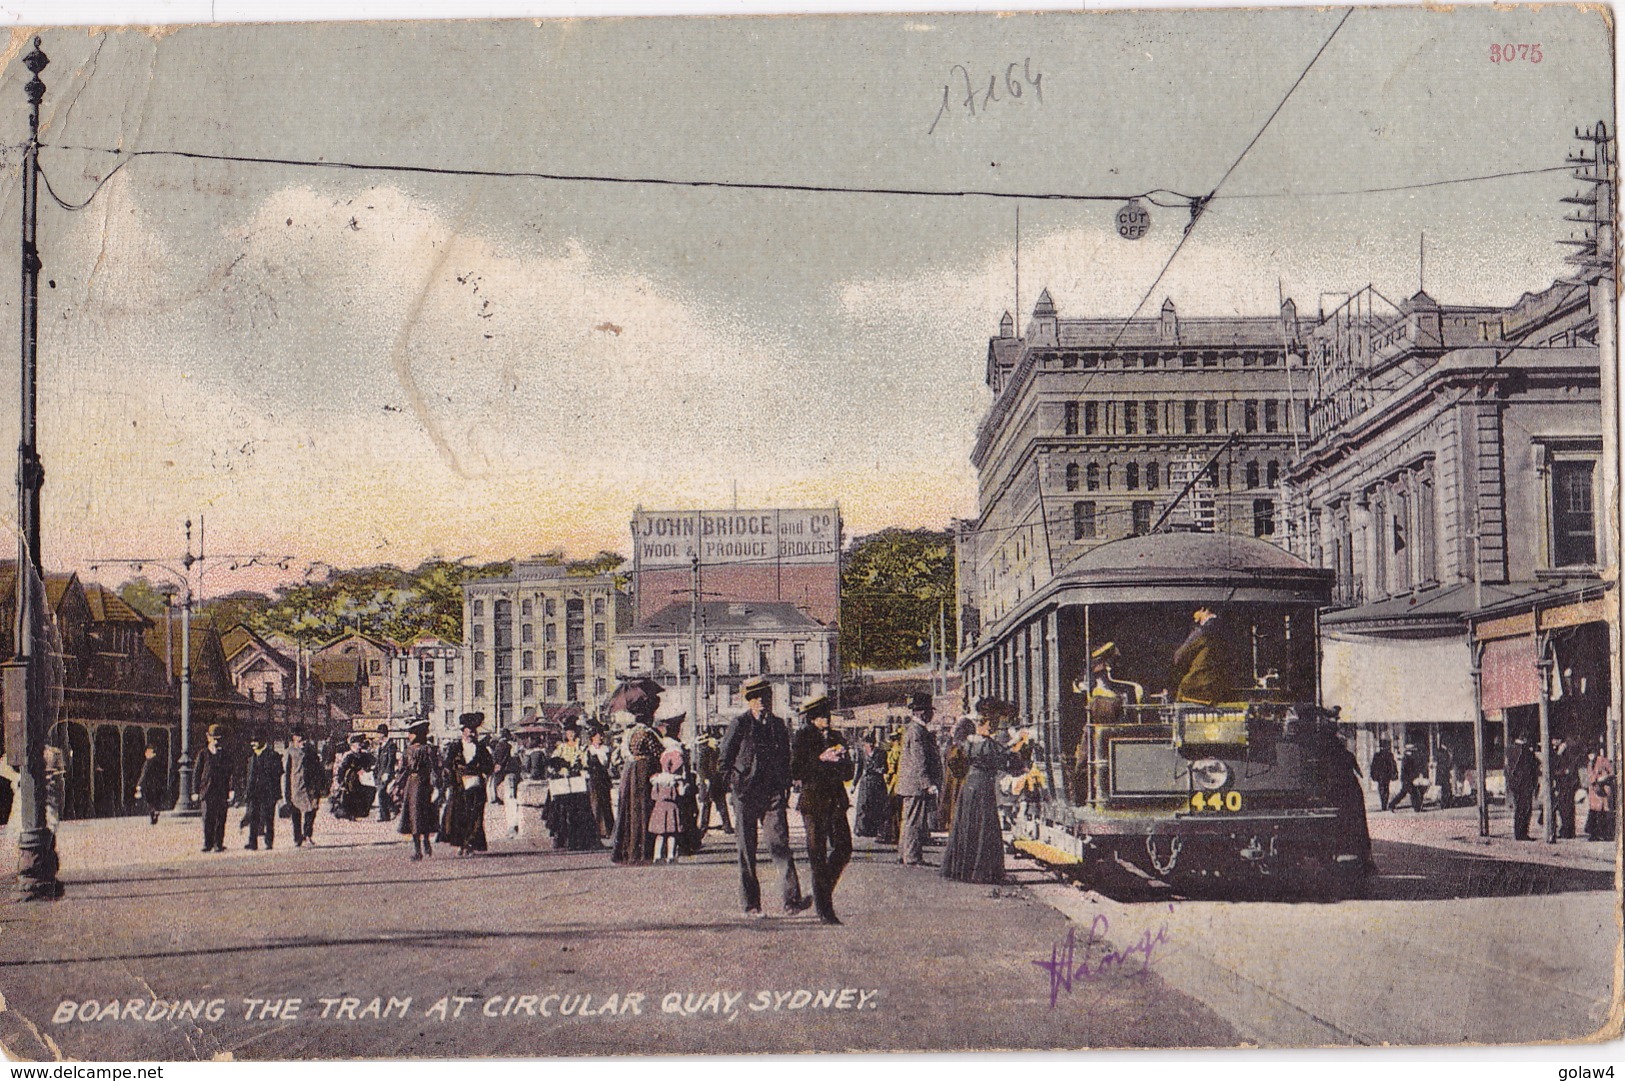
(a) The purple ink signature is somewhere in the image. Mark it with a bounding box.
[1032,912,1173,1008]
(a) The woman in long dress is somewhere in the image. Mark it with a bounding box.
[543,725,601,850]
[852,736,890,838]
[585,729,616,838]
[941,714,1017,884]
[611,682,665,865]
[395,720,440,859]
[439,713,494,855]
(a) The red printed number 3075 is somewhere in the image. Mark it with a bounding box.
[1490,43,1543,63]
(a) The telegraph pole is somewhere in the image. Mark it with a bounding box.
[7,37,61,901]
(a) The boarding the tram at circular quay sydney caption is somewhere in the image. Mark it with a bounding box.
[0,1,1618,1069]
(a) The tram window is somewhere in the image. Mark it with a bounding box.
[1065,462,1080,491]
[1086,463,1100,491]
[1253,499,1277,537]
[1072,501,1097,540]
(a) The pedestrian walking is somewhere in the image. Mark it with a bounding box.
[332,734,376,820]
[1369,740,1397,811]
[790,694,852,924]
[492,729,522,838]
[649,749,686,863]
[1389,742,1427,813]
[941,711,1017,884]
[851,734,890,838]
[896,694,943,866]
[610,679,665,865]
[440,713,494,855]
[394,719,440,859]
[283,727,324,847]
[544,724,601,851]
[697,733,733,835]
[720,677,808,917]
[242,736,283,850]
[585,728,616,838]
[1319,730,1375,874]
[194,725,235,853]
[936,716,973,832]
[134,743,165,825]
[374,723,399,824]
[880,724,904,845]
[1433,742,1456,810]
[1551,737,1583,839]
[1584,740,1615,842]
[1508,737,1539,841]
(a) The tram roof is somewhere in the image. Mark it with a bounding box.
[964,533,1333,666]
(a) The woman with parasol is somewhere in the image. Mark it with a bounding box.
[609,678,666,864]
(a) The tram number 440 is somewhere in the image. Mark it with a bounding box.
[1190,790,1242,812]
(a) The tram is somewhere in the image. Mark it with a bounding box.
[959,531,1370,896]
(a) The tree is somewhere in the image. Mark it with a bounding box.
[840,528,955,672]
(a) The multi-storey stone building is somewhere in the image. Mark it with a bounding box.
[462,563,631,729]
[960,289,1313,645]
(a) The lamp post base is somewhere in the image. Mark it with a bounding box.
[12,827,63,902]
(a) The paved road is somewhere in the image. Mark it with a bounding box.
[0,803,1616,1059]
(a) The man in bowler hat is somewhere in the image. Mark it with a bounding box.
[790,694,853,924]
[896,693,943,866]
[720,677,809,916]
[193,724,235,853]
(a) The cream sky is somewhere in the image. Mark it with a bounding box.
[0,7,1611,594]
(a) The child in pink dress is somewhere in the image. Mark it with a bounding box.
[648,749,685,863]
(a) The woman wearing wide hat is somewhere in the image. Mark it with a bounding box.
[941,710,1019,884]
[394,719,440,859]
[609,679,665,864]
[439,713,494,855]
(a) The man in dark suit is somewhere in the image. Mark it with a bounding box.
[193,724,235,853]
[896,693,943,866]
[720,677,807,917]
[1169,608,1232,705]
[374,723,399,823]
[243,736,284,850]
[1508,737,1539,840]
[1369,740,1398,811]
[791,694,853,925]
[283,727,324,847]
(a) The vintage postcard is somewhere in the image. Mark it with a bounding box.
[0,2,1618,1063]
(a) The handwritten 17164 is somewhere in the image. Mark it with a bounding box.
[928,59,1044,135]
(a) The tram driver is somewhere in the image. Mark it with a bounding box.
[1168,607,1234,706]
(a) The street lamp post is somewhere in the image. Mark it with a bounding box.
[8,37,62,901]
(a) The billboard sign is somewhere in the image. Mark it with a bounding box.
[632,508,841,569]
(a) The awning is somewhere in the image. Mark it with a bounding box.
[1480,636,1541,712]
[1320,632,1476,726]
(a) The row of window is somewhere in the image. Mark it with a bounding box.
[1062,399,1304,437]
[1069,498,1276,540]
[628,642,811,675]
[471,677,607,702]
[471,648,608,672]
[469,595,610,618]
[471,621,607,645]
[1045,349,1288,369]
[1062,459,1281,493]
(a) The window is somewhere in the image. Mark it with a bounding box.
[1086,462,1101,491]
[1122,403,1138,436]
[1253,499,1276,537]
[521,678,534,698]
[1126,462,1140,490]
[367,659,380,676]
[443,658,454,675]
[593,622,605,643]
[1267,460,1280,488]
[1203,401,1219,433]
[1184,400,1198,433]
[728,645,741,675]
[1245,461,1260,489]
[1064,402,1080,436]
[544,624,557,644]
[1244,400,1259,433]
[521,650,533,670]
[472,600,484,618]
[1072,501,1097,540]
[1265,400,1280,433]
[472,624,485,645]
[1083,401,1100,435]
[678,650,690,674]
[520,599,533,617]
[628,648,641,671]
[1065,462,1080,492]
[594,649,607,670]
[1146,462,1160,490]
[1131,501,1154,536]
[1202,351,1219,368]
[1144,400,1158,434]
[545,678,558,699]
[444,684,455,704]
[759,643,772,673]
[594,597,606,616]
[595,678,606,696]
[473,679,486,699]
[545,650,557,670]
[652,648,665,671]
[793,642,806,673]
[1553,460,1597,566]
[545,599,556,617]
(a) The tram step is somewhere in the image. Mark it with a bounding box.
[1012,838,1083,866]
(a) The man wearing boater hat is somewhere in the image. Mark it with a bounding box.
[720,677,809,916]
[790,694,853,924]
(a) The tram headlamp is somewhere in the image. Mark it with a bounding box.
[1189,758,1231,791]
